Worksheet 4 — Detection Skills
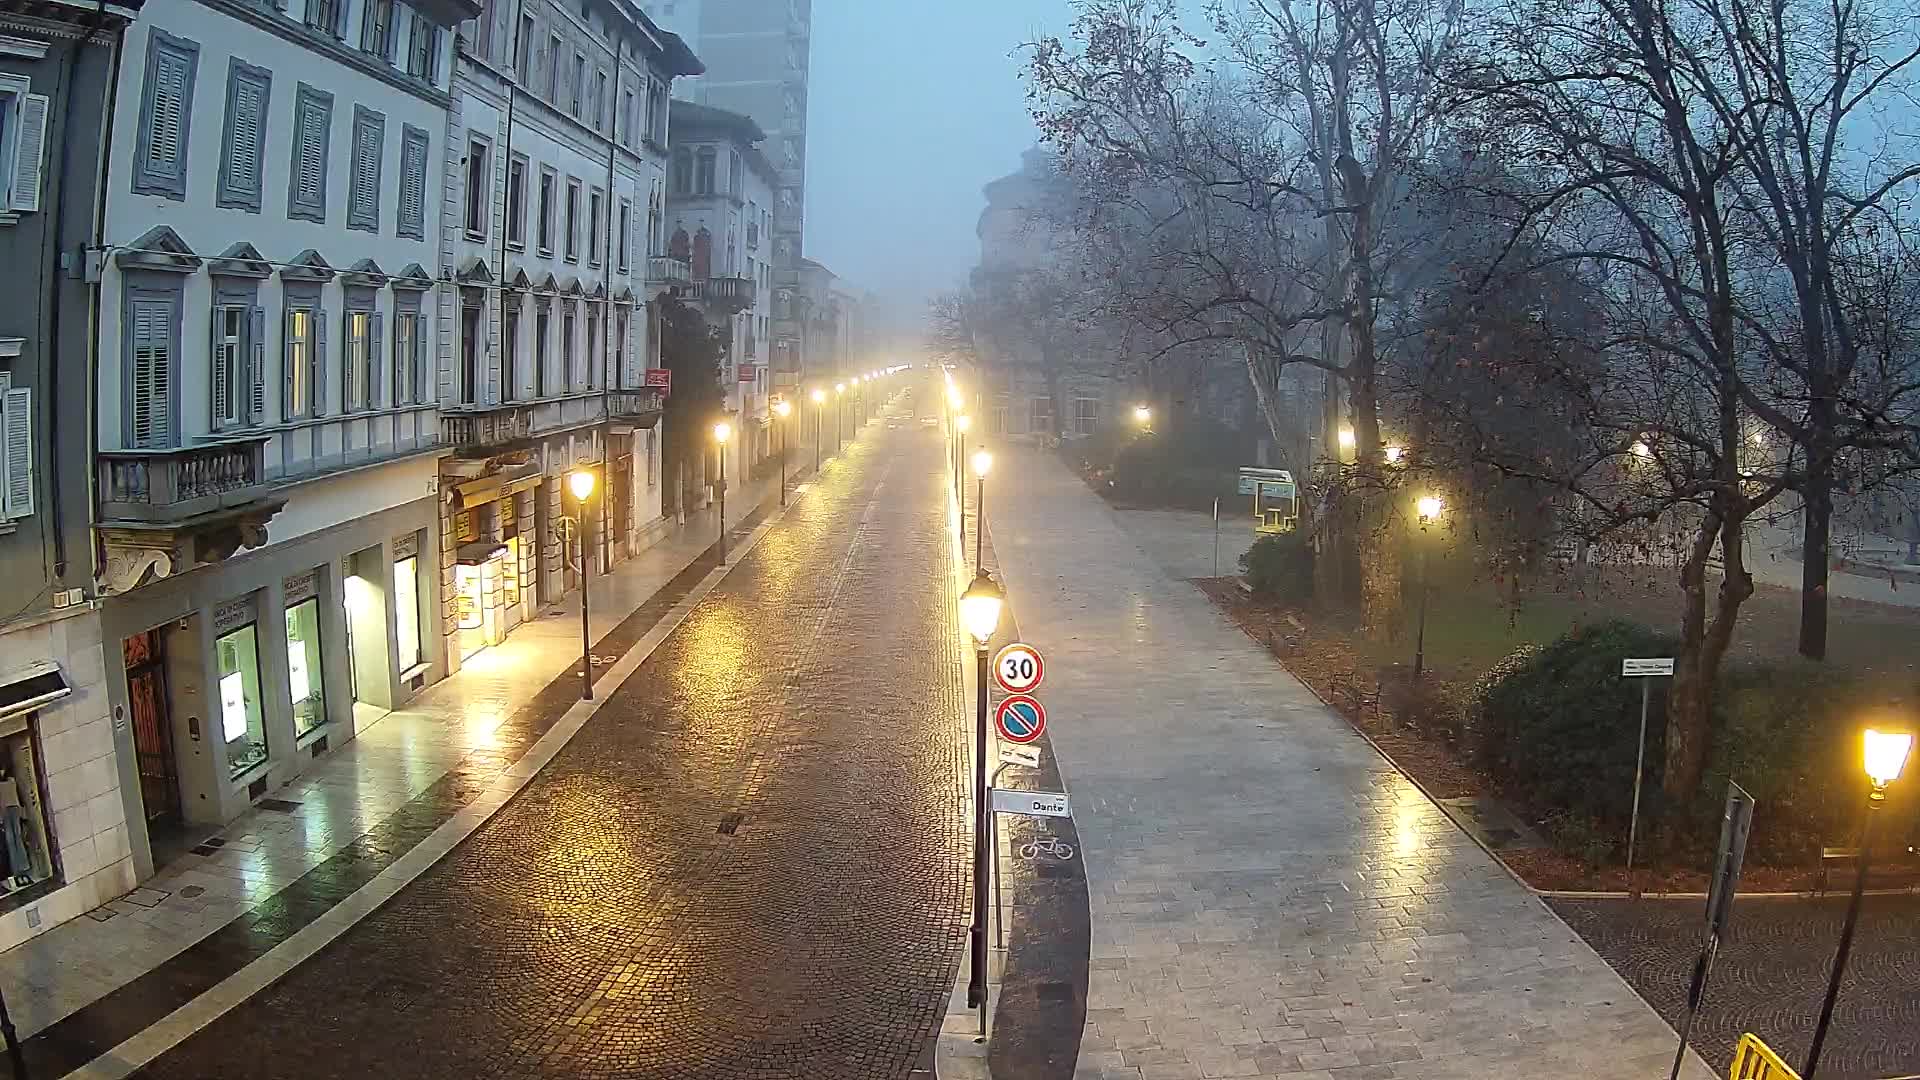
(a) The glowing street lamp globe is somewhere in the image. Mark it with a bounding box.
[1864,728,1914,791]
[811,388,826,405]
[956,414,972,433]
[1416,495,1444,523]
[568,469,595,501]
[773,398,793,419]
[972,449,993,478]
[959,571,1005,648]
[713,421,732,445]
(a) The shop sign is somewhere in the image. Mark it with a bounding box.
[644,369,671,394]
[283,569,319,605]
[212,595,256,635]
[394,532,421,560]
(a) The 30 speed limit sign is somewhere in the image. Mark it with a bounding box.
[992,643,1045,694]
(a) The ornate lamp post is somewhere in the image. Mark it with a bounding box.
[958,571,1005,1020]
[1413,495,1444,678]
[713,422,732,563]
[810,387,826,474]
[569,468,596,700]
[772,398,793,507]
[972,449,992,576]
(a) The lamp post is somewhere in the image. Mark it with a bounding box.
[1804,727,1913,1077]
[713,422,732,564]
[958,571,1005,1020]
[834,382,845,455]
[956,414,972,506]
[773,398,792,506]
[569,468,596,701]
[972,449,992,576]
[1413,495,1444,678]
[811,387,826,474]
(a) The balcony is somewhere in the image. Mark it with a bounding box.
[441,404,534,453]
[645,255,693,302]
[96,436,285,593]
[608,390,666,425]
[703,275,757,313]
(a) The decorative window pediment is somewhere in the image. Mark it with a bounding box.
[207,242,271,279]
[391,263,434,291]
[279,248,335,282]
[117,226,201,273]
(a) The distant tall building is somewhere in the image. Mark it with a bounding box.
[642,0,810,387]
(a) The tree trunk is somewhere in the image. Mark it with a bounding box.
[1798,432,1834,660]
[1663,509,1755,803]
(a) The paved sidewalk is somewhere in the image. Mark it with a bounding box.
[988,447,1714,1080]
[0,466,798,1041]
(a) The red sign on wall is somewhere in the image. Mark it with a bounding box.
[644,369,671,394]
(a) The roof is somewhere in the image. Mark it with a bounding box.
[669,100,767,145]
[631,4,704,77]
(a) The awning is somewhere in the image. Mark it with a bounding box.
[0,661,71,733]
[455,540,510,566]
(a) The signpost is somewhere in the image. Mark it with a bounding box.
[1668,782,1755,1080]
[1622,657,1676,875]
[991,789,1071,817]
[994,695,1047,744]
[998,745,1040,770]
[992,643,1045,694]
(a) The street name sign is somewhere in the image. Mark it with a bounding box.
[998,745,1040,769]
[994,694,1047,744]
[992,643,1045,694]
[1623,657,1675,677]
[991,789,1071,818]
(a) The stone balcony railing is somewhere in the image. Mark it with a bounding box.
[646,255,691,286]
[97,436,272,525]
[608,391,666,420]
[441,404,533,451]
[702,275,757,313]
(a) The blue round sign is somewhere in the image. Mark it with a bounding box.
[995,694,1047,744]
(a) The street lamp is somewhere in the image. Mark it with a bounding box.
[834,382,845,454]
[569,468,596,700]
[972,448,992,576]
[773,398,793,507]
[1805,726,1913,1077]
[811,387,826,474]
[1412,495,1444,678]
[1134,404,1153,432]
[955,413,972,507]
[1385,445,1405,465]
[713,422,732,564]
[959,570,1005,1018]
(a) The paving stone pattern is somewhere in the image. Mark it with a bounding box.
[134,423,971,1080]
[1554,894,1920,1079]
[988,448,1716,1080]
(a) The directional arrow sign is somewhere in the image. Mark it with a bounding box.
[998,745,1040,770]
[994,694,1046,744]
[991,789,1071,818]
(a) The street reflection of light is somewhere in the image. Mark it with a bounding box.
[1393,800,1424,858]
[679,604,751,688]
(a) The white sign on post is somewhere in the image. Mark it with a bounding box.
[991,789,1071,818]
[998,745,1040,770]
[1623,657,1676,677]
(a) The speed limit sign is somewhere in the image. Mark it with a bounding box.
[992,643,1044,694]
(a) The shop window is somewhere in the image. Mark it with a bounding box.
[285,598,326,737]
[0,721,53,895]
[394,556,422,672]
[215,624,267,777]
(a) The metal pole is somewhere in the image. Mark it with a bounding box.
[1413,542,1430,677]
[958,434,966,554]
[717,445,727,564]
[976,475,985,577]
[578,500,592,701]
[0,983,28,1079]
[815,403,821,474]
[1805,803,1880,1077]
[991,761,1008,952]
[779,417,786,507]
[1213,497,1220,578]
[1627,678,1651,876]
[967,644,991,1016]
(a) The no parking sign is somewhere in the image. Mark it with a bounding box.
[994,694,1046,744]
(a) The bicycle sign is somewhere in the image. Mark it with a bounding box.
[992,643,1045,694]
[1019,836,1075,861]
[994,694,1046,743]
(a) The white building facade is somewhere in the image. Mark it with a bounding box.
[665,99,772,480]
[92,0,475,876]
[432,0,698,672]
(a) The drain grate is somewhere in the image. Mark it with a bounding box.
[716,812,744,835]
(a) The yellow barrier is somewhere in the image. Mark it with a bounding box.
[1730,1034,1800,1080]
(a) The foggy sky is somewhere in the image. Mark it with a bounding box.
[803,1,1072,330]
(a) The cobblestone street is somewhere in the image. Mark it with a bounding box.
[126,415,972,1079]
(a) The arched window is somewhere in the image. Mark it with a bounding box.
[695,148,717,195]
[671,148,693,194]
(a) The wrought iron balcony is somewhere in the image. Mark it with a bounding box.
[97,437,273,526]
[441,405,533,451]
[703,275,757,313]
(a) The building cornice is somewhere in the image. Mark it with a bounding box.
[193,0,452,108]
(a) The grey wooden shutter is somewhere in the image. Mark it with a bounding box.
[299,103,324,202]
[130,299,171,448]
[209,302,230,428]
[283,308,299,417]
[11,94,49,213]
[248,306,267,424]
[311,308,328,416]
[369,311,385,408]
[150,54,189,178]
[2,379,28,519]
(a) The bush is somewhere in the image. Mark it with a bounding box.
[1474,619,1680,832]
[1240,532,1314,604]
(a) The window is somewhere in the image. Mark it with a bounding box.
[459,304,480,404]
[126,290,178,448]
[306,0,342,37]
[394,554,422,671]
[1030,396,1054,435]
[283,294,326,418]
[0,82,47,214]
[695,148,716,194]
[215,622,267,778]
[563,305,578,391]
[649,79,666,143]
[285,598,327,737]
[515,14,534,83]
[407,15,440,82]
[398,124,428,239]
[288,84,332,223]
[586,304,600,389]
[591,69,606,130]
[215,61,269,212]
[588,187,603,266]
[729,150,742,195]
[571,53,585,117]
[344,303,377,411]
[614,310,626,388]
[670,148,691,194]
[622,88,635,146]
[209,299,265,430]
[133,31,198,200]
[502,301,518,401]
[361,0,395,59]
[0,371,32,521]
[464,134,489,238]
[506,154,527,247]
[1074,397,1100,436]
[617,199,630,271]
[545,33,561,100]
[564,178,580,261]
[535,305,550,396]
[474,0,496,60]
[642,79,656,144]
[392,306,421,405]
[348,106,384,232]
[537,168,556,254]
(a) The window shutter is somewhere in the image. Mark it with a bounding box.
[369,311,385,408]
[2,381,29,519]
[12,94,49,213]
[311,309,328,416]
[130,299,171,448]
[247,306,266,424]
[150,55,188,177]
[297,99,325,207]
[210,302,230,428]
[283,308,298,417]
[230,79,264,197]
[400,131,426,236]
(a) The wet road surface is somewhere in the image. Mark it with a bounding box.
[134,415,971,1079]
